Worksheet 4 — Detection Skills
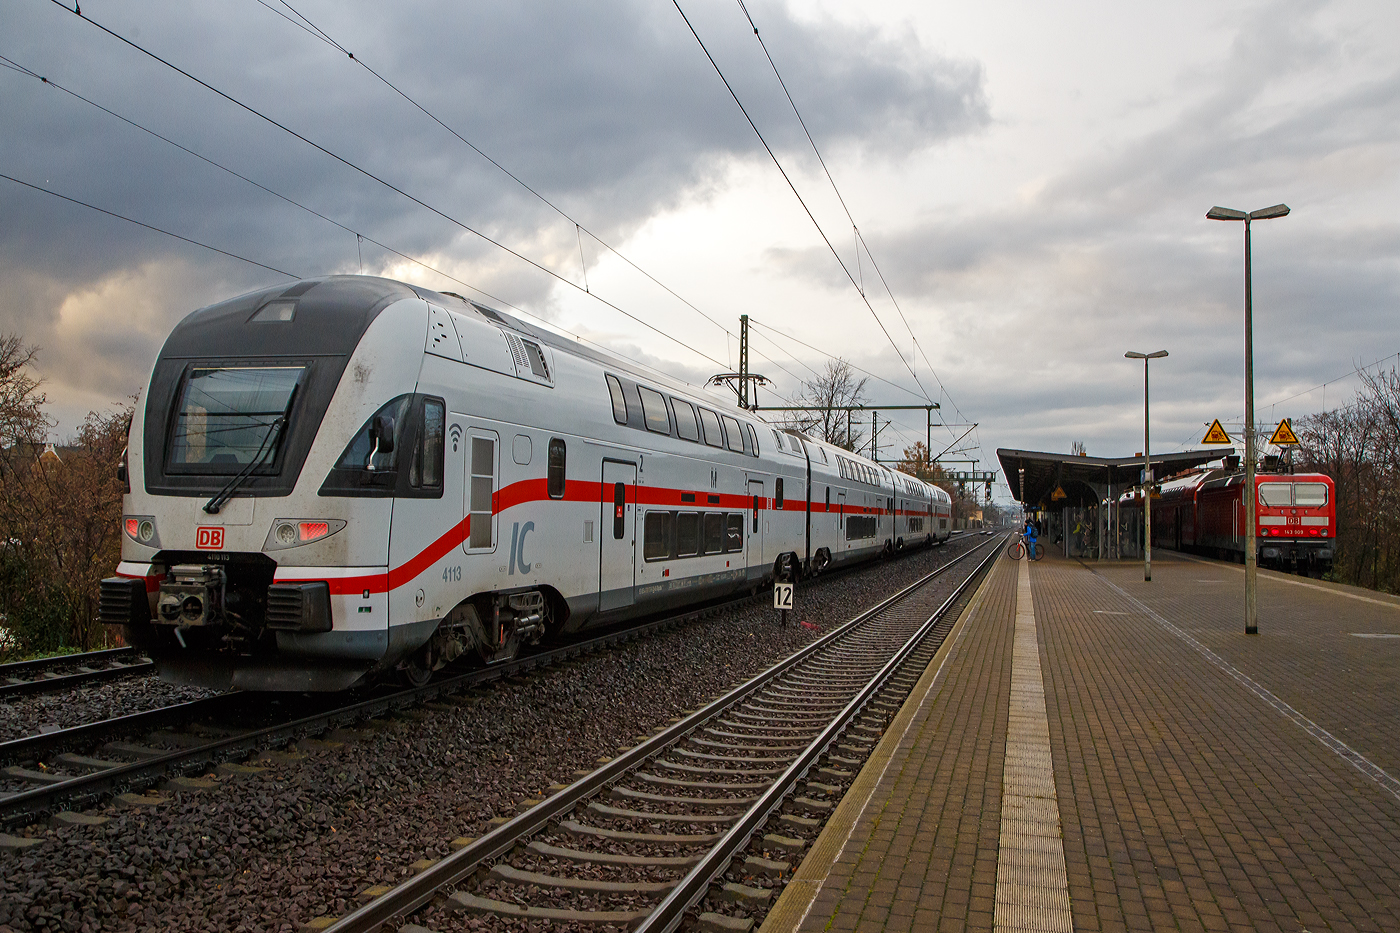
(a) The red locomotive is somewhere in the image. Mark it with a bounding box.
[1125,458,1335,576]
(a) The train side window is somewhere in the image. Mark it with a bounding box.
[825,486,830,510]
[1294,483,1328,506]
[725,513,744,552]
[606,375,628,424]
[676,512,700,557]
[639,386,671,434]
[469,437,495,548]
[547,438,566,499]
[644,511,672,560]
[673,399,700,442]
[612,482,627,539]
[745,423,759,456]
[703,512,724,553]
[722,415,744,453]
[409,397,445,491]
[700,409,724,448]
[752,495,760,533]
[776,477,785,509]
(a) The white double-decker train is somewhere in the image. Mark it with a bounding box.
[100,276,952,691]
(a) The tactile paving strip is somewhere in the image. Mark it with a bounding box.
[993,559,1072,932]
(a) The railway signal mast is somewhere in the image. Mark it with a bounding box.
[1207,203,1290,635]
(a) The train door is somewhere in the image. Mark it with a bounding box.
[837,491,847,548]
[462,428,499,557]
[599,461,636,612]
[747,478,765,582]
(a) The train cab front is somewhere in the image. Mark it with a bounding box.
[1255,474,1335,576]
[99,276,431,691]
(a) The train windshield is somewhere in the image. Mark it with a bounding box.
[1257,483,1292,507]
[1294,483,1328,506]
[168,366,304,473]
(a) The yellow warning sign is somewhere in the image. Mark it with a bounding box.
[1202,419,1232,445]
[1269,418,1300,446]
[1051,486,1066,501]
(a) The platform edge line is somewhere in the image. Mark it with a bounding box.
[758,549,1011,933]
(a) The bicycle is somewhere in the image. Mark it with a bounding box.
[1006,534,1044,561]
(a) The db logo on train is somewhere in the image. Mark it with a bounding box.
[196,527,225,550]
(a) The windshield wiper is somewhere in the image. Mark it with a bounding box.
[203,416,286,514]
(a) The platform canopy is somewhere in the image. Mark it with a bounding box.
[997,447,1234,507]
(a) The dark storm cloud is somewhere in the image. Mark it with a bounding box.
[0,0,987,427]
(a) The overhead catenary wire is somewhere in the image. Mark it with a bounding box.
[47,0,729,372]
[0,172,298,278]
[669,0,931,402]
[257,0,738,344]
[0,55,706,391]
[734,0,971,428]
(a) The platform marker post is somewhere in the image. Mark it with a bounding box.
[774,581,793,627]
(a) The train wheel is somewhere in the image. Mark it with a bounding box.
[400,645,433,688]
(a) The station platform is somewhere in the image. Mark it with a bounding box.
[760,548,1400,933]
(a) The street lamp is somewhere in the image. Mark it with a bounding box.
[1125,350,1168,581]
[1207,202,1290,634]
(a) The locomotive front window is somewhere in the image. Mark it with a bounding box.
[1258,483,1292,507]
[168,366,304,473]
[1294,483,1328,506]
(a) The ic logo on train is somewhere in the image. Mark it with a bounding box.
[196,527,225,550]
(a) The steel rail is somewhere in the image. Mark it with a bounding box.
[0,563,823,825]
[0,647,137,676]
[637,534,1006,933]
[323,534,1001,933]
[0,660,155,699]
[0,647,154,699]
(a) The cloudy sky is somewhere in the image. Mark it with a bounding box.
[2,0,1397,501]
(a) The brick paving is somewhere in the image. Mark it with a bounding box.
[764,548,1400,933]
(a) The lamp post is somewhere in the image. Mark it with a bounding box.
[1207,203,1290,635]
[1125,350,1168,581]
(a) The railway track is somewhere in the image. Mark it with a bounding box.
[1,537,985,828]
[0,647,153,699]
[321,532,1006,933]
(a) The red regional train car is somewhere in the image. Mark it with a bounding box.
[1124,463,1335,576]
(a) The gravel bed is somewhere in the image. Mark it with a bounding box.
[0,535,989,933]
[0,677,224,744]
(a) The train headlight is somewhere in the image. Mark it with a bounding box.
[123,515,160,547]
[264,518,347,551]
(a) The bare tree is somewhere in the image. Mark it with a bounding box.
[1070,440,1087,456]
[785,359,869,451]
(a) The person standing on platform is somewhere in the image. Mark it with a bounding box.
[1023,516,1039,559]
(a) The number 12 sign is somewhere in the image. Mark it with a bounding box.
[773,582,794,611]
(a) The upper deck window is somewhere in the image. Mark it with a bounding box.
[606,375,628,424]
[722,415,745,453]
[168,366,303,473]
[673,399,700,442]
[639,386,671,434]
[699,409,724,448]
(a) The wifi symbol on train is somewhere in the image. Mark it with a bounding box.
[448,423,462,452]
